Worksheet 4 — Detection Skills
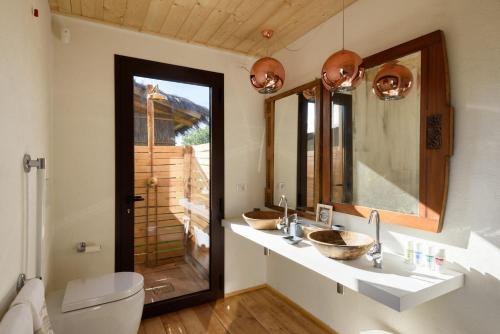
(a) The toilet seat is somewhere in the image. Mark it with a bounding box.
[47,272,144,334]
[62,272,143,312]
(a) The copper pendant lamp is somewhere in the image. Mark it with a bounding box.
[372,62,413,100]
[321,0,364,92]
[250,30,285,94]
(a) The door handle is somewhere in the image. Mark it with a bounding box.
[128,195,145,202]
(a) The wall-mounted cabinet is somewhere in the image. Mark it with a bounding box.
[265,31,453,233]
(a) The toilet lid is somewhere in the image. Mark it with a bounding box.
[62,272,143,313]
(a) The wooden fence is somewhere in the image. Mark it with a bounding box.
[183,143,210,271]
[134,144,210,270]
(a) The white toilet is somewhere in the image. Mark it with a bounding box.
[47,272,144,334]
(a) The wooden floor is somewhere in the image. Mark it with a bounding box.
[135,257,209,304]
[139,287,334,334]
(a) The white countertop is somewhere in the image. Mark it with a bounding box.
[223,217,464,311]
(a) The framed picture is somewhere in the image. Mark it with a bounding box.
[315,203,333,228]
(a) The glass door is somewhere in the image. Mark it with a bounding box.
[115,56,224,316]
[133,77,211,303]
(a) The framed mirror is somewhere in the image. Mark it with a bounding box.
[330,51,421,214]
[265,80,324,216]
[264,31,452,232]
[323,30,452,232]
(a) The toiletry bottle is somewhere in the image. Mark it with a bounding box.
[435,249,445,272]
[406,241,414,265]
[426,246,435,271]
[415,243,423,266]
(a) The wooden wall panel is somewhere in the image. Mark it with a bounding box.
[142,0,174,32]
[123,0,151,28]
[103,0,127,24]
[133,143,212,266]
[71,0,82,15]
[191,0,243,44]
[134,145,187,266]
[57,0,72,13]
[160,0,198,36]
[176,0,221,41]
[49,0,59,11]
[81,0,104,19]
[50,0,357,56]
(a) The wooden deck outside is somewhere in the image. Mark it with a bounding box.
[134,142,211,303]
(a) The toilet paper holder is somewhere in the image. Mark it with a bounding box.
[76,242,101,253]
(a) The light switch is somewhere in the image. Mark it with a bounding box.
[278,182,286,191]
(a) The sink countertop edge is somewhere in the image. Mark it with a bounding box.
[222,217,465,312]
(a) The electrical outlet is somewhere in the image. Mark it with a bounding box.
[236,183,247,192]
[278,182,286,192]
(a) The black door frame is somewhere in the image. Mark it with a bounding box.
[114,55,224,318]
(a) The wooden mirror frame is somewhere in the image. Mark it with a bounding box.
[323,30,453,232]
[265,79,324,219]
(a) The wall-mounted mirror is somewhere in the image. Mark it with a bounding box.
[265,31,452,232]
[331,51,421,214]
[266,80,322,215]
[323,30,452,232]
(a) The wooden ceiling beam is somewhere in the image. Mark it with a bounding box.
[141,0,174,33]
[251,0,353,56]
[49,0,59,11]
[207,0,265,47]
[191,0,244,44]
[233,0,310,54]
[71,0,82,15]
[49,0,357,57]
[159,0,198,37]
[57,0,72,13]
[123,0,152,29]
[220,0,284,50]
[176,0,221,41]
[103,0,127,24]
[81,0,104,19]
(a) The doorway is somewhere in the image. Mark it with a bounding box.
[115,55,224,317]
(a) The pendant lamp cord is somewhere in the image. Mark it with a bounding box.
[342,0,345,50]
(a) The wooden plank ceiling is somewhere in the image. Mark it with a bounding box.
[48,0,356,56]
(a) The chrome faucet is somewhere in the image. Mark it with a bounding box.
[278,195,288,220]
[367,210,383,268]
[278,195,291,234]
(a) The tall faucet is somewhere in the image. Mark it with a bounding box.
[367,210,382,268]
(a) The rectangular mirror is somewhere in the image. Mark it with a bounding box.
[331,51,421,215]
[266,80,322,215]
[323,31,452,232]
[265,31,452,232]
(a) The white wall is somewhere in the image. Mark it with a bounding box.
[0,0,53,316]
[50,15,266,291]
[267,0,500,333]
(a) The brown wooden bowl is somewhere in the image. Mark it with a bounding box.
[242,211,282,230]
[307,230,375,260]
[301,224,328,237]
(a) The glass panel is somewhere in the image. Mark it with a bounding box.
[273,86,317,212]
[133,76,210,304]
[331,51,421,214]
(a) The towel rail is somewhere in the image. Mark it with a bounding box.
[18,154,46,292]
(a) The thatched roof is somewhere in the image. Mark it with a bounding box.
[133,81,209,135]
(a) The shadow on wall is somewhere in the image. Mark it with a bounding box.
[333,209,500,331]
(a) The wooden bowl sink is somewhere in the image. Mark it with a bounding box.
[242,211,282,230]
[301,224,327,237]
[307,230,375,260]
